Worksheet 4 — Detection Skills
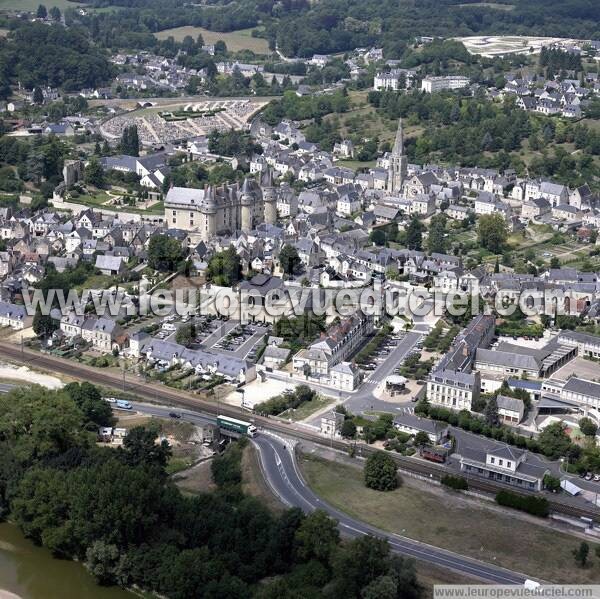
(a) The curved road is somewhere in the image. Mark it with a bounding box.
[131,401,529,585]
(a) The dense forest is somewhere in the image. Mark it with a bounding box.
[0,383,421,599]
[0,22,114,93]
[61,0,600,58]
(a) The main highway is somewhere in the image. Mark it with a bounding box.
[126,400,528,584]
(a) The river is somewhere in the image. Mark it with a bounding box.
[0,523,134,599]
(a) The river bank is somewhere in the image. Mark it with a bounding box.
[0,523,133,599]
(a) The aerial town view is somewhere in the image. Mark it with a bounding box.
[0,0,600,598]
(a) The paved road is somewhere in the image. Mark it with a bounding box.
[343,330,423,414]
[129,400,528,584]
[254,434,528,584]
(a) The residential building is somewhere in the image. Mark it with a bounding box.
[393,413,449,444]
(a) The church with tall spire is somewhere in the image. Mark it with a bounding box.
[387,119,408,195]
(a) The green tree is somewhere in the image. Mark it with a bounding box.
[64,382,114,428]
[32,86,44,105]
[579,417,598,438]
[49,6,61,21]
[413,431,430,448]
[477,214,508,254]
[207,247,242,286]
[341,419,357,439]
[427,213,447,253]
[543,474,561,492]
[294,509,339,563]
[370,229,387,246]
[406,217,423,251]
[36,4,47,19]
[364,451,398,491]
[120,125,139,157]
[175,323,195,347]
[85,540,120,585]
[330,535,390,597]
[538,421,572,460]
[361,576,397,599]
[573,542,589,568]
[484,396,500,427]
[123,426,171,470]
[32,306,58,338]
[84,156,105,188]
[147,235,184,272]
[279,244,301,276]
[0,386,88,463]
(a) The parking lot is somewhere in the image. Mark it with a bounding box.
[156,314,269,361]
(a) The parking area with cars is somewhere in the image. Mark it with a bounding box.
[156,314,270,361]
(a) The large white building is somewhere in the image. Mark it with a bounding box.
[421,76,470,93]
[373,69,417,91]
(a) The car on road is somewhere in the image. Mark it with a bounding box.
[169,412,182,419]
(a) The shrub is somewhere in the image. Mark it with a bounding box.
[441,474,468,491]
[495,490,549,517]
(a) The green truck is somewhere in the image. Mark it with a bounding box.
[217,415,257,438]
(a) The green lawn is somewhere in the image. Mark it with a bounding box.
[75,274,116,292]
[69,192,110,207]
[279,394,334,422]
[301,454,600,583]
[337,159,376,172]
[155,26,269,54]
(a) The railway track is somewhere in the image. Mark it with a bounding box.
[3,342,599,523]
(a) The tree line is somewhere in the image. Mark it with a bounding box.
[0,383,423,598]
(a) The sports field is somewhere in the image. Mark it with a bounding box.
[155,26,270,54]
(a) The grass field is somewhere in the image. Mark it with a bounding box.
[155,26,270,54]
[279,394,334,422]
[301,454,600,583]
[0,0,84,10]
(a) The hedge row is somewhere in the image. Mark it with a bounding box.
[495,490,549,518]
[441,474,469,491]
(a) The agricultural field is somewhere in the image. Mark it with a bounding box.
[155,26,270,55]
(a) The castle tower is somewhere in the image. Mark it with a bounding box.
[261,168,277,225]
[240,178,253,232]
[387,119,408,195]
[203,185,217,239]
